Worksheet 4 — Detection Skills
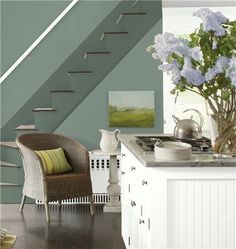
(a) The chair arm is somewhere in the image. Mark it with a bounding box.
[57,136,90,174]
[17,143,46,182]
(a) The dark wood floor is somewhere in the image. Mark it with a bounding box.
[1,204,126,249]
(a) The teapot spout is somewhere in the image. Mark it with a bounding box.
[172,114,181,124]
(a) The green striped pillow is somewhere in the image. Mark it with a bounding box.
[35,148,72,175]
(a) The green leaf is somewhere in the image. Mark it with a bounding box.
[170,88,177,95]
[221,91,231,100]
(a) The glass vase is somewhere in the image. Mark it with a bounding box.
[208,113,236,158]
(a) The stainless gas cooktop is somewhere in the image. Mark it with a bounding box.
[135,135,212,154]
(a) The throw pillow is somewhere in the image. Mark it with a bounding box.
[35,148,72,175]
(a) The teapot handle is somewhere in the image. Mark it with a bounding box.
[114,129,121,142]
[183,109,204,128]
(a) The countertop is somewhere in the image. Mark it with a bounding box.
[118,134,236,167]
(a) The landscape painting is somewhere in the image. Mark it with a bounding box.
[109,91,155,127]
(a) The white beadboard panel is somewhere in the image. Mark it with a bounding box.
[219,181,227,249]
[167,180,179,248]
[211,181,219,248]
[151,175,168,249]
[202,181,211,249]
[195,180,203,249]
[186,181,195,249]
[226,180,235,249]
[179,180,187,249]
[167,179,236,249]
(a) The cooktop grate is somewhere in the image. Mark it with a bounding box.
[136,136,212,153]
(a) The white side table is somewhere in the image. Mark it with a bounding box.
[91,149,121,213]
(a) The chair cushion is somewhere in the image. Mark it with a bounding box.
[45,172,92,201]
[35,148,72,175]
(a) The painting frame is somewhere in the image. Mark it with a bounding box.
[109,91,155,128]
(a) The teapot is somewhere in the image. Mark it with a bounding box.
[172,109,204,140]
[99,129,121,153]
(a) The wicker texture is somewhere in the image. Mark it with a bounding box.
[45,173,92,201]
[16,133,93,204]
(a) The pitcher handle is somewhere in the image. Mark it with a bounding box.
[114,129,121,142]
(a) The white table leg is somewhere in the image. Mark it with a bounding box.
[103,155,121,212]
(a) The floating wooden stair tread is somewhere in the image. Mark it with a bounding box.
[50,90,74,93]
[100,32,129,41]
[116,12,146,24]
[84,51,111,59]
[68,71,93,75]
[121,12,146,15]
[0,183,21,187]
[0,161,20,168]
[15,124,37,131]
[32,107,55,112]
[0,142,18,149]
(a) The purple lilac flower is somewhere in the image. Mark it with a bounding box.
[216,56,229,71]
[153,32,189,62]
[205,56,229,81]
[193,8,228,36]
[153,32,202,63]
[189,47,203,61]
[158,61,181,84]
[181,58,205,86]
[174,38,191,57]
[215,11,228,24]
[226,56,236,86]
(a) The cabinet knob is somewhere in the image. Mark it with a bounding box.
[142,180,148,185]
[131,166,136,171]
[121,171,125,175]
[131,200,136,207]
[139,219,145,224]
[121,153,126,157]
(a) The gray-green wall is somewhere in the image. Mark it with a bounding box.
[1,0,120,128]
[1,1,163,149]
[56,21,163,150]
[1,0,68,75]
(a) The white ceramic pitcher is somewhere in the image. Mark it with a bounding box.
[99,129,121,153]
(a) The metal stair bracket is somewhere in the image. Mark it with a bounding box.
[116,12,146,25]
[133,0,139,7]
[100,32,128,41]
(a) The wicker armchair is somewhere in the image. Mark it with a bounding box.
[16,133,94,222]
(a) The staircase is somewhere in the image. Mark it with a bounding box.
[0,0,162,203]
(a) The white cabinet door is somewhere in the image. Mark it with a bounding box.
[137,166,151,249]
[121,144,152,249]
[121,144,141,248]
[120,147,131,248]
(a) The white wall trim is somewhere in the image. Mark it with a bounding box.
[163,0,236,8]
[0,0,79,84]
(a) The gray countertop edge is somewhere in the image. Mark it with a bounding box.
[118,134,236,167]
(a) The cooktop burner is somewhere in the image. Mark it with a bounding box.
[136,136,212,153]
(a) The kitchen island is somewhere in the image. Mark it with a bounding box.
[119,134,236,249]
